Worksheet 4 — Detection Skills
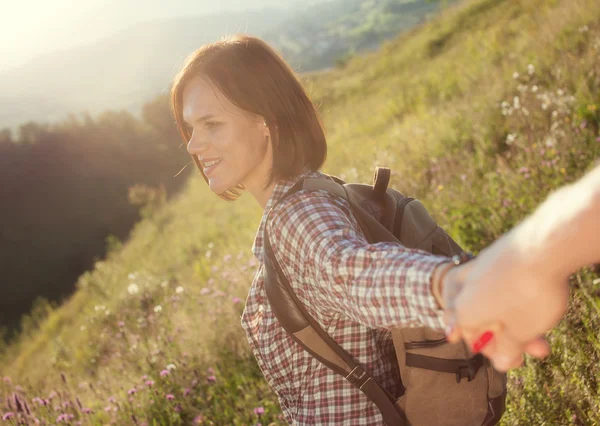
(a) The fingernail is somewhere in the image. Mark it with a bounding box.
[472,330,494,353]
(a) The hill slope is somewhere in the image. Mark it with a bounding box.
[1,0,599,424]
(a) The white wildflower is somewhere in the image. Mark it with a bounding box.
[579,25,589,33]
[527,64,535,75]
[557,89,564,96]
[154,305,162,313]
[205,250,212,259]
[80,326,86,331]
[531,85,538,93]
[166,363,177,371]
[513,72,519,79]
[175,286,184,294]
[513,96,521,109]
[128,283,139,295]
[94,305,105,312]
[160,280,168,288]
[208,242,214,249]
[506,134,517,145]
[545,137,556,148]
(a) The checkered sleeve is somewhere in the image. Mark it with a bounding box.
[268,190,451,330]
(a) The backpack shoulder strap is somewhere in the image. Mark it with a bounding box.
[303,174,400,245]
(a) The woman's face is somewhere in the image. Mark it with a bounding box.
[183,75,274,202]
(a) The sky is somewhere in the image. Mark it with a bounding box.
[0,0,293,72]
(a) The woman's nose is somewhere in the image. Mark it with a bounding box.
[187,132,209,155]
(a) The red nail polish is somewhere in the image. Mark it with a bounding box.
[472,331,494,353]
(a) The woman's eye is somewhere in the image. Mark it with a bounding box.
[205,121,220,129]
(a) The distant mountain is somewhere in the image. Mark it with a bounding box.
[0,0,444,131]
[0,9,290,130]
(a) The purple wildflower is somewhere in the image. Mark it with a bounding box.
[82,408,92,414]
[127,387,137,395]
[104,406,112,412]
[160,370,170,377]
[596,137,600,143]
[2,412,14,420]
[207,375,216,383]
[165,394,175,400]
[518,166,529,174]
[232,297,242,304]
[184,388,191,397]
[254,406,265,416]
[57,413,74,423]
[194,415,204,424]
[118,321,125,327]
[145,380,154,387]
[108,396,116,404]
[207,367,215,375]
[2,377,11,384]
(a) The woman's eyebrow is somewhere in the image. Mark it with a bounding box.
[183,113,216,126]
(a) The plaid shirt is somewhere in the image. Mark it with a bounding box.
[241,168,450,425]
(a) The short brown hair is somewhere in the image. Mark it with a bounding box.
[170,34,327,201]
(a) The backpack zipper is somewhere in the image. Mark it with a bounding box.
[405,337,447,349]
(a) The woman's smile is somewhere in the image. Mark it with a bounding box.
[203,158,223,176]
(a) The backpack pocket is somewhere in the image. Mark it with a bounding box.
[391,327,491,426]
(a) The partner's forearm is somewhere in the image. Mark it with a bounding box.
[510,164,600,280]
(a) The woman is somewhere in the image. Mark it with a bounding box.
[170,34,500,424]
[444,163,600,371]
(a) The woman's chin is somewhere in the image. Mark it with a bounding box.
[208,177,238,195]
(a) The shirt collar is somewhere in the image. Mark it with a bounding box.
[252,167,325,263]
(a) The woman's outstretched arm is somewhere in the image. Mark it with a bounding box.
[267,190,453,330]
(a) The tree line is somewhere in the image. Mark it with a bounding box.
[0,94,191,335]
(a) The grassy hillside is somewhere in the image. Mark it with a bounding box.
[2,0,600,424]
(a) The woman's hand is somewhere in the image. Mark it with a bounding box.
[440,236,570,372]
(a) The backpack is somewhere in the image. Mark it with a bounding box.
[262,166,507,426]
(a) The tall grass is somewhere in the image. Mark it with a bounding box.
[1,0,600,424]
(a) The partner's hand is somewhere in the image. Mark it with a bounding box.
[440,240,570,372]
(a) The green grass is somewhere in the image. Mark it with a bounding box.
[2,0,600,424]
